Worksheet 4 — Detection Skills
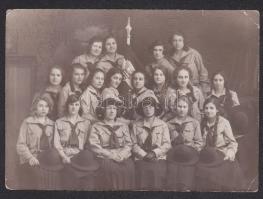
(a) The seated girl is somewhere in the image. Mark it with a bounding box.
[89,97,135,190]
[131,96,171,190]
[166,95,203,191]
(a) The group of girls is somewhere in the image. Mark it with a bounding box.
[16,31,249,191]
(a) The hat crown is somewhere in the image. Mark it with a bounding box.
[199,147,221,163]
[173,145,197,162]
[38,148,62,169]
[71,150,99,170]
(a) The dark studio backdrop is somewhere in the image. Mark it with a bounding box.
[5,10,259,189]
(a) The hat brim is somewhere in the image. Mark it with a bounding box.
[197,151,225,167]
[70,162,100,172]
[167,145,199,166]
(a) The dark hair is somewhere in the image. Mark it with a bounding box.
[169,30,189,52]
[96,97,124,120]
[69,63,87,92]
[174,95,193,115]
[131,70,147,89]
[173,66,197,102]
[86,68,105,89]
[87,36,103,53]
[201,97,221,142]
[103,34,118,54]
[65,94,81,115]
[148,40,166,55]
[210,71,234,107]
[44,65,65,87]
[152,66,171,87]
[136,97,163,117]
[105,67,123,87]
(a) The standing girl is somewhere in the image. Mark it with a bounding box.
[168,31,209,94]
[33,65,64,121]
[16,94,54,189]
[80,68,105,123]
[131,96,171,190]
[207,71,248,135]
[166,95,203,191]
[196,98,245,191]
[57,63,86,117]
[96,35,124,74]
[89,97,135,190]
[168,66,204,122]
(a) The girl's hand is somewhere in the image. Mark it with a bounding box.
[224,150,235,161]
[62,156,71,164]
[29,157,39,166]
[110,153,123,162]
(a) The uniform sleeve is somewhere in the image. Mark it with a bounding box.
[57,87,68,118]
[193,50,209,84]
[131,124,147,159]
[80,91,96,122]
[16,120,35,162]
[89,125,113,158]
[230,91,240,107]
[118,125,132,159]
[53,122,67,158]
[196,87,205,111]
[152,124,172,158]
[223,119,238,155]
[191,120,203,151]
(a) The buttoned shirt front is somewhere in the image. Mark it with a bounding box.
[80,85,102,123]
[202,116,238,156]
[89,121,132,160]
[54,115,91,158]
[167,116,203,151]
[131,117,171,160]
[16,116,54,164]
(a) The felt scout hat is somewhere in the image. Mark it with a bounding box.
[198,147,225,167]
[38,148,64,171]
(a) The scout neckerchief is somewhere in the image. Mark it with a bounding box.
[204,116,219,147]
[64,120,83,148]
[103,124,122,149]
[35,123,52,151]
[172,122,187,146]
[141,126,158,153]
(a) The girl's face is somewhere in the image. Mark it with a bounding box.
[92,71,104,89]
[36,100,49,117]
[105,105,117,120]
[105,37,117,54]
[172,34,184,51]
[204,102,218,119]
[213,74,225,91]
[110,73,122,89]
[133,72,145,90]
[68,101,81,116]
[176,100,189,118]
[72,68,85,85]
[153,45,164,60]
[143,104,155,118]
[49,68,62,86]
[154,69,166,85]
[90,41,103,57]
[177,69,190,88]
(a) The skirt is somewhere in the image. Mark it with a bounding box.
[97,158,135,190]
[195,160,246,191]
[166,163,196,191]
[60,164,98,190]
[135,160,167,190]
[36,167,62,190]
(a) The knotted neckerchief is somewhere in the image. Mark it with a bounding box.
[64,120,83,148]
[141,126,158,153]
[172,122,187,146]
[103,125,122,149]
[204,116,219,147]
[36,123,52,151]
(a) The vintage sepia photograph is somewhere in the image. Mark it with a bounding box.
[5,9,259,191]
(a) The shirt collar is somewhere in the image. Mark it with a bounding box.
[168,116,195,125]
[26,116,54,126]
[141,117,164,129]
[60,115,86,123]
[211,88,226,97]
[87,85,99,96]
